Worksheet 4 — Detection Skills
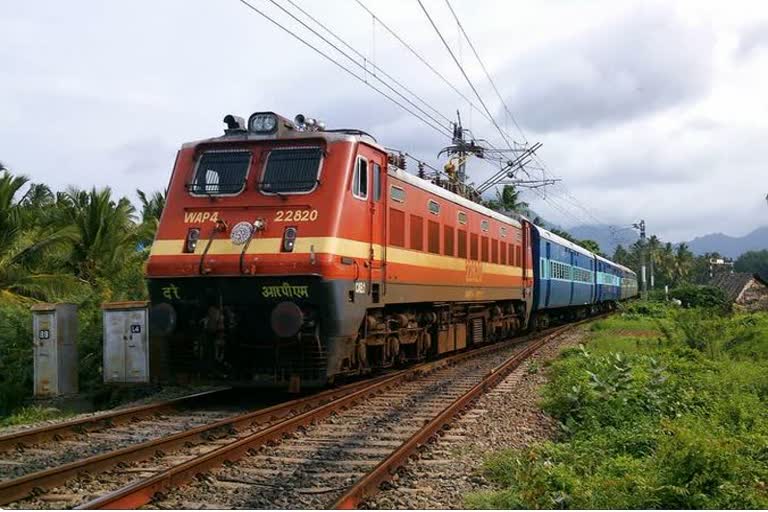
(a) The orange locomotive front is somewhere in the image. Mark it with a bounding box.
[146,112,533,388]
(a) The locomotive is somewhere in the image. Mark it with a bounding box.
[145,111,637,389]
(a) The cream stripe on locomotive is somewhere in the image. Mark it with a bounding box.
[150,237,532,277]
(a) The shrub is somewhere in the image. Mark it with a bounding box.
[670,285,729,310]
[468,310,768,509]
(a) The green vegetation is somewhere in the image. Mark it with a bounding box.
[467,302,768,509]
[0,405,71,427]
[735,249,768,281]
[0,163,163,418]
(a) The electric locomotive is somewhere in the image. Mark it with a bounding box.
[146,112,534,389]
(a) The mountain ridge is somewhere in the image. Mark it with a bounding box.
[565,224,768,259]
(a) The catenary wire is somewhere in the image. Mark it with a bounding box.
[235,0,453,140]
[415,0,516,150]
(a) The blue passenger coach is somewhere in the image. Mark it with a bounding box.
[529,223,637,327]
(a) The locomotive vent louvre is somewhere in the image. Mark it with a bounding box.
[190,150,251,196]
[471,318,484,345]
[259,146,323,194]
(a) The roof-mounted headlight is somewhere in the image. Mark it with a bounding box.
[248,112,278,134]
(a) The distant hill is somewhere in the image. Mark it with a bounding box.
[564,224,768,259]
[685,226,768,258]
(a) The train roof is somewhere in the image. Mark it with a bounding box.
[532,225,595,258]
[181,128,386,153]
[390,167,523,229]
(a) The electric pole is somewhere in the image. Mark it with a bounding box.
[633,220,647,300]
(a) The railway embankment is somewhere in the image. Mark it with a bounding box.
[363,323,589,509]
[463,302,768,509]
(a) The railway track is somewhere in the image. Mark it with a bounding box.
[0,388,237,481]
[0,320,592,509]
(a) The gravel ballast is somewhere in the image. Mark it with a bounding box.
[362,326,588,509]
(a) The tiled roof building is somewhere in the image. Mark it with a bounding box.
[708,272,768,312]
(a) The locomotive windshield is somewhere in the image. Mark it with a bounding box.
[258,147,323,194]
[190,150,251,195]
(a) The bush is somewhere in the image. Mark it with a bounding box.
[0,303,33,416]
[670,285,729,310]
[468,310,768,509]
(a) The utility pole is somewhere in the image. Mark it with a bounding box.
[633,220,647,300]
[649,241,655,290]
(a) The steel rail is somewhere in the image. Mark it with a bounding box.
[74,337,528,510]
[0,388,230,453]
[332,318,599,509]
[0,373,401,506]
[0,336,517,509]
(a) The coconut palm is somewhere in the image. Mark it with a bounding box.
[136,189,166,247]
[0,168,79,302]
[56,187,138,283]
[672,243,695,285]
[486,185,529,215]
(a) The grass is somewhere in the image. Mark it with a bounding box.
[466,302,768,509]
[0,405,70,428]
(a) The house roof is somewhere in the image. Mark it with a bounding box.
[708,272,768,302]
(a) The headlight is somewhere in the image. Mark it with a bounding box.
[184,228,200,253]
[282,226,297,252]
[248,112,278,134]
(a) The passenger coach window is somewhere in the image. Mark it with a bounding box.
[259,147,322,194]
[191,150,251,195]
[353,157,368,199]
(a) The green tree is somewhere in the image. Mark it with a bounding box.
[579,239,601,255]
[56,187,138,284]
[672,243,695,285]
[136,189,166,247]
[486,185,529,214]
[735,250,768,280]
[0,168,78,302]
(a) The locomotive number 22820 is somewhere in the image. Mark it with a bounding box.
[274,209,319,222]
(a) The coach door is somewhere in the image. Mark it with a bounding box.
[363,149,386,303]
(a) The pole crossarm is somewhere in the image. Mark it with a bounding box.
[475,142,542,195]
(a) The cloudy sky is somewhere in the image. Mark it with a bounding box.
[1,0,767,243]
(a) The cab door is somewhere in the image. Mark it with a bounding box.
[355,145,386,303]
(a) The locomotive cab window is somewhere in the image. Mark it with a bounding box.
[372,163,382,201]
[190,150,251,196]
[259,147,323,194]
[353,156,368,200]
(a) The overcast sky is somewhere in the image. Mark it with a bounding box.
[1,0,767,243]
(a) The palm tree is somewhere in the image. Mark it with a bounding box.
[672,243,695,285]
[56,187,138,283]
[0,168,78,302]
[136,189,166,247]
[486,185,529,215]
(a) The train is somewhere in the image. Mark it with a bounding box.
[145,111,638,390]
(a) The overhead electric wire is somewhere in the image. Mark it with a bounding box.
[353,0,507,136]
[415,0,516,150]
[282,0,453,127]
[235,0,453,140]
[262,0,454,137]
[442,0,528,145]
